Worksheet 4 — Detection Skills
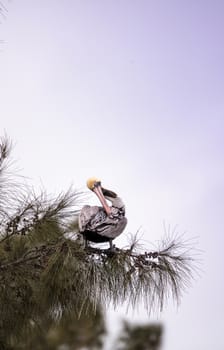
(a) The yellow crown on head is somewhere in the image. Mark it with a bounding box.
[86,177,101,190]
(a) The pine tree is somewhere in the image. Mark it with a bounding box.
[0,136,197,348]
[9,304,106,350]
[115,321,163,350]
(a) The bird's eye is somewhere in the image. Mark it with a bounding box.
[94,181,101,188]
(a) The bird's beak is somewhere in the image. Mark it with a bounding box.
[92,183,111,216]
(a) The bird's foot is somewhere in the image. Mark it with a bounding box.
[84,238,89,250]
[108,243,119,253]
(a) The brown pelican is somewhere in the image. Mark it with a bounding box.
[78,177,127,249]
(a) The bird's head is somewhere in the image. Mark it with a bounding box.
[86,177,111,215]
[86,177,101,191]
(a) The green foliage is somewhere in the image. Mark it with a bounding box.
[0,136,197,348]
[9,305,106,350]
[115,321,163,350]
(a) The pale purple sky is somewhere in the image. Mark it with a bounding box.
[1,1,224,349]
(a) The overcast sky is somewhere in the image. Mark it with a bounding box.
[1,1,224,349]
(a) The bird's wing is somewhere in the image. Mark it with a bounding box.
[78,205,100,232]
[96,216,128,239]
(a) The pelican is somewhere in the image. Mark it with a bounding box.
[78,177,127,249]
